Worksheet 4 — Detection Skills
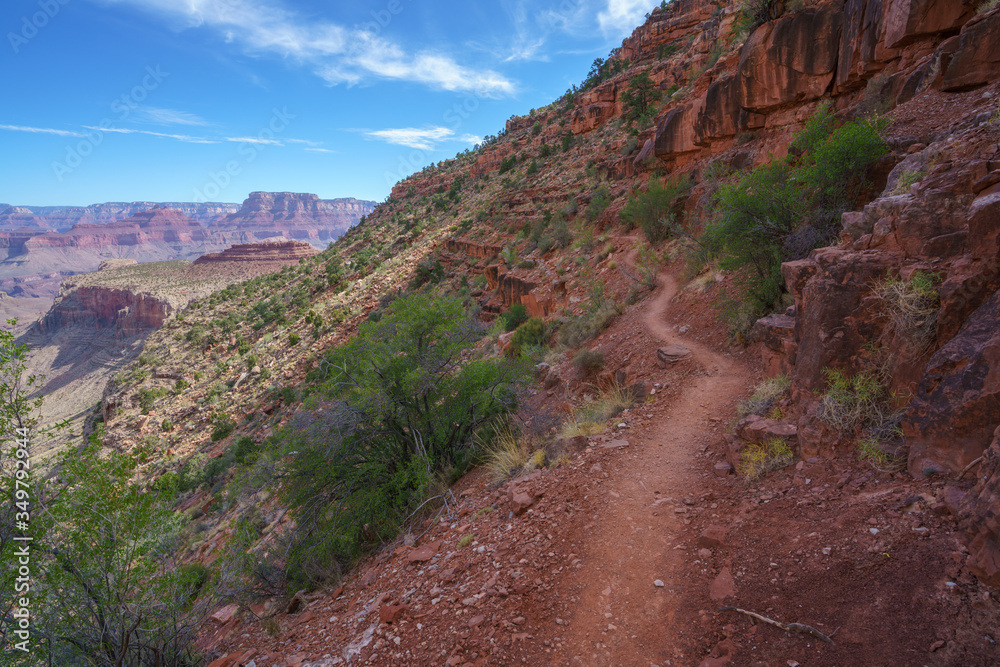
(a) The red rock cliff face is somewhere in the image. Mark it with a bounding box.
[22,207,212,250]
[215,192,376,243]
[193,240,320,265]
[38,285,172,337]
[0,200,240,231]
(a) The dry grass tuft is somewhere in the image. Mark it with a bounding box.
[738,374,791,417]
[738,437,794,481]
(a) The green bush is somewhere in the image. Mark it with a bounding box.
[233,436,262,465]
[289,332,301,346]
[620,175,691,244]
[558,284,621,348]
[621,71,662,127]
[704,108,887,336]
[503,303,530,332]
[510,317,547,355]
[161,418,174,432]
[573,349,605,375]
[281,293,526,589]
[819,369,900,438]
[211,412,236,442]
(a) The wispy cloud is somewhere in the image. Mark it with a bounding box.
[0,124,86,138]
[83,126,220,143]
[224,136,283,146]
[287,138,321,147]
[364,126,456,151]
[305,147,337,154]
[135,106,209,126]
[101,0,516,97]
[597,0,652,34]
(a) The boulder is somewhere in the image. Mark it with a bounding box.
[837,0,893,91]
[694,75,740,145]
[656,344,692,367]
[942,9,1000,91]
[903,288,1000,475]
[960,425,1000,588]
[883,0,976,49]
[737,4,842,112]
[654,100,705,158]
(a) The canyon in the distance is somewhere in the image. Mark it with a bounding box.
[0,191,375,327]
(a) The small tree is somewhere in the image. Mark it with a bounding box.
[621,72,662,127]
[281,294,527,587]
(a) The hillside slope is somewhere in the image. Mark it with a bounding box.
[60,0,1000,665]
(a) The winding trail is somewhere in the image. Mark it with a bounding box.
[555,257,750,665]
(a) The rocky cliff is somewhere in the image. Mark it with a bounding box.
[0,200,240,231]
[192,239,319,265]
[214,192,376,244]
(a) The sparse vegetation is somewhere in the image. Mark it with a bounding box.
[559,383,636,438]
[620,175,692,244]
[819,369,901,438]
[704,105,887,336]
[573,348,605,376]
[873,270,940,347]
[481,424,532,483]
[856,436,905,472]
[738,437,794,481]
[738,374,791,417]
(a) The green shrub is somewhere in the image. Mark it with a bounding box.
[573,349,605,376]
[873,271,940,347]
[558,283,620,348]
[281,293,526,589]
[233,436,261,465]
[211,412,236,442]
[704,108,887,337]
[161,418,174,432]
[289,332,301,346]
[621,71,661,127]
[738,375,790,417]
[738,437,793,481]
[561,131,574,152]
[510,317,547,355]
[503,304,530,332]
[819,369,900,437]
[585,187,612,222]
[620,175,691,244]
[526,159,539,176]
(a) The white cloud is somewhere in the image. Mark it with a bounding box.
[365,126,456,151]
[287,138,321,147]
[597,0,653,34]
[459,133,482,145]
[83,126,219,143]
[224,136,283,145]
[0,124,86,137]
[305,147,337,154]
[101,0,515,97]
[136,106,209,126]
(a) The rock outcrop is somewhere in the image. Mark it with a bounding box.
[0,200,240,231]
[193,240,320,266]
[216,192,373,244]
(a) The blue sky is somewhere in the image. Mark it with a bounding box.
[0,0,658,206]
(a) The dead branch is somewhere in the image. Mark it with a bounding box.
[719,606,836,645]
[958,456,983,480]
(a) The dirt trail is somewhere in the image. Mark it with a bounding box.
[556,261,749,666]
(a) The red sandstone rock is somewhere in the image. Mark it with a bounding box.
[961,426,1000,588]
[942,9,1000,91]
[903,288,1000,475]
[193,240,319,265]
[737,4,843,113]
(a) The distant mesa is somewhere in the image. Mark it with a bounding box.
[0,192,375,293]
[193,240,320,265]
